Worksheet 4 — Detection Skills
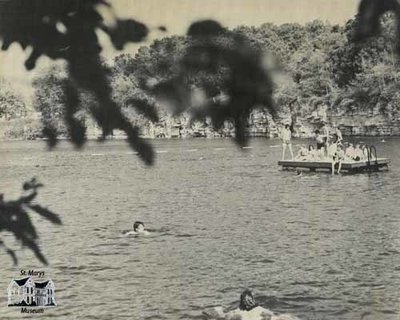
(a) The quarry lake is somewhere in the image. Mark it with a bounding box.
[1,137,400,320]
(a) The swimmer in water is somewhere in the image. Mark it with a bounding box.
[225,289,274,320]
[203,289,301,320]
[123,221,150,236]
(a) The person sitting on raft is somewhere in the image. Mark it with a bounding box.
[123,221,150,236]
[295,145,318,161]
[331,144,345,175]
[345,143,355,160]
[203,289,300,320]
[353,144,364,161]
[307,145,319,160]
[327,134,339,159]
[295,145,309,161]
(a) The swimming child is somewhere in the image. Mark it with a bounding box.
[123,221,150,236]
[225,289,274,320]
[203,289,301,320]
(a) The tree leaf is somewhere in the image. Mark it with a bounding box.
[28,205,62,225]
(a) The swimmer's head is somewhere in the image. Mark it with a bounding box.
[133,221,145,232]
[239,289,257,311]
[315,130,320,135]
[284,124,290,129]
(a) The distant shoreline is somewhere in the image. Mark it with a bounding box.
[0,134,396,143]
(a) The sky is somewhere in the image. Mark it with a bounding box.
[112,0,359,33]
[0,0,360,100]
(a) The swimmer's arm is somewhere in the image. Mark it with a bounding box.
[225,312,241,320]
[123,230,137,235]
[260,312,273,320]
[202,306,225,319]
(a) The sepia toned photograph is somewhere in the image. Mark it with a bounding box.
[0,0,399,319]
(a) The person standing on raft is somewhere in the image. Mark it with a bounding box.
[280,124,294,161]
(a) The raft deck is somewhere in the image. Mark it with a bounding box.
[278,158,390,173]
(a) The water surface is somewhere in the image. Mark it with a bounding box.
[0,137,399,320]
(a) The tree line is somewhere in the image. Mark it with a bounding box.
[3,14,399,142]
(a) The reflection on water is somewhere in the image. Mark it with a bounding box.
[0,138,400,320]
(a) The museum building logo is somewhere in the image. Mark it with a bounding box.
[7,270,56,313]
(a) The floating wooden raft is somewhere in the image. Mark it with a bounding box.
[278,158,390,173]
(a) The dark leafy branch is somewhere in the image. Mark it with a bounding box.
[355,0,400,47]
[0,0,278,162]
[144,20,276,146]
[0,179,62,265]
[0,0,157,164]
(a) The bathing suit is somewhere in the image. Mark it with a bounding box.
[316,135,325,150]
[281,129,291,144]
[333,154,343,161]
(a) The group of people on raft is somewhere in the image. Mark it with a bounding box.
[280,122,372,175]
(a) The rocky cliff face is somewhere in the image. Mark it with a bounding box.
[288,104,400,137]
[1,106,399,140]
[134,105,400,139]
[330,114,400,136]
